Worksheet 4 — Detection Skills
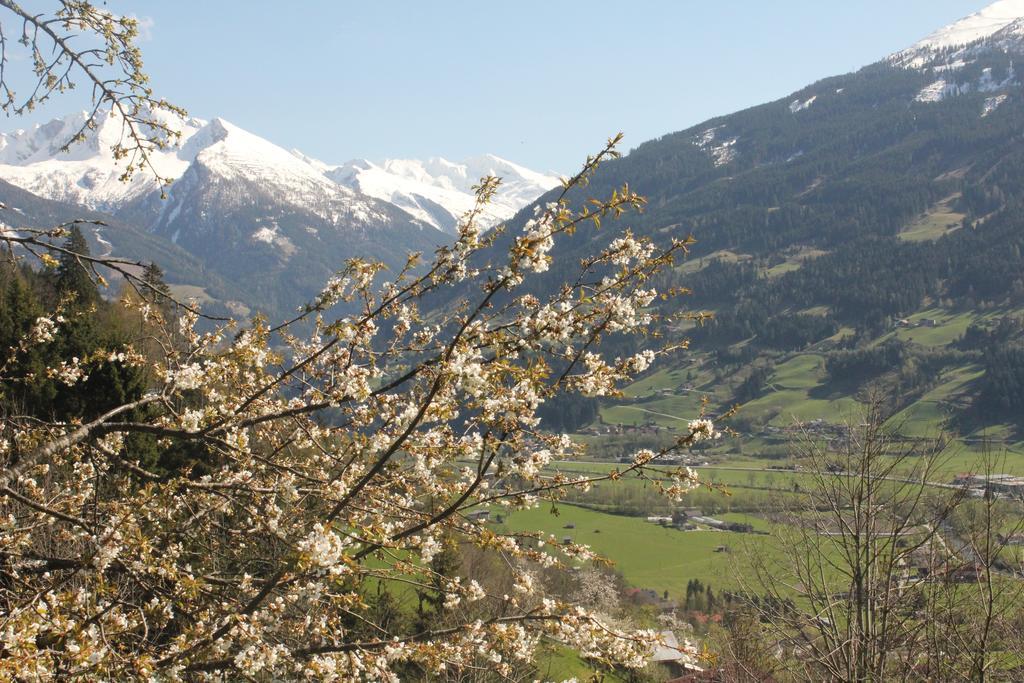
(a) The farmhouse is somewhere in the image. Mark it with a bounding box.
[624,588,663,606]
[651,630,705,678]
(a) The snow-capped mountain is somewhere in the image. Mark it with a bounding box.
[107,117,446,315]
[136,117,401,237]
[883,0,1024,111]
[0,109,452,317]
[0,109,559,238]
[891,0,1024,68]
[483,0,1024,302]
[314,155,560,234]
[0,107,559,315]
[0,108,206,211]
[0,110,394,227]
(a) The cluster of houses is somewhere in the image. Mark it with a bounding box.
[951,473,1024,499]
[761,419,851,442]
[619,452,692,466]
[579,422,671,437]
[645,509,755,535]
[895,317,940,329]
[896,547,993,586]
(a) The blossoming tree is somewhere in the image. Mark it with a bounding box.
[0,3,719,680]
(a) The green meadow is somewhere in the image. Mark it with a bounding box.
[500,504,783,598]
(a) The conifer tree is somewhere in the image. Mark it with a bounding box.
[55,225,98,306]
[142,262,171,301]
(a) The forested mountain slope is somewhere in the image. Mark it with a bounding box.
[0,178,251,317]
[486,13,1024,444]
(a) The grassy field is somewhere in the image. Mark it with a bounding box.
[552,461,803,494]
[798,305,830,317]
[740,387,861,427]
[603,357,723,428]
[892,309,977,346]
[771,354,825,390]
[500,504,780,597]
[897,194,965,242]
[548,462,807,517]
[675,249,752,275]
[168,284,216,304]
[600,392,718,429]
[764,247,829,278]
[536,644,625,682]
[620,367,685,399]
[588,300,1024,475]
[888,364,983,437]
[719,351,863,427]
[823,325,857,344]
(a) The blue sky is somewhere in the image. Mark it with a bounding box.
[7,1,994,172]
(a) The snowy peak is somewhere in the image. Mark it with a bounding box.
[322,154,560,234]
[189,117,343,193]
[0,110,387,231]
[911,0,1024,51]
[893,0,1024,68]
[0,108,204,165]
[891,1,1024,108]
[0,108,207,210]
[141,116,404,248]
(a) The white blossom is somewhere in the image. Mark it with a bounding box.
[30,315,62,343]
[297,524,350,574]
[687,418,721,443]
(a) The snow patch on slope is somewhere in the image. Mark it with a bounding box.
[978,65,1016,91]
[711,139,738,167]
[915,65,1017,103]
[92,227,113,257]
[252,225,277,244]
[933,60,970,73]
[916,79,962,102]
[789,95,817,113]
[982,93,1009,115]
[692,126,739,167]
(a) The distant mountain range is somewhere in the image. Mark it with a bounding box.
[0,110,557,317]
